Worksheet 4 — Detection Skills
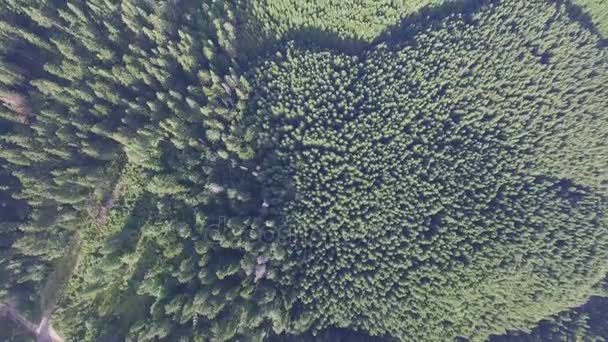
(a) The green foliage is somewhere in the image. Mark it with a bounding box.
[574,0,608,36]
[239,0,441,51]
[0,0,286,340]
[270,327,396,342]
[0,0,607,341]
[249,0,608,340]
[491,296,608,342]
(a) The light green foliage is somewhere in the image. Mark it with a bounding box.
[0,0,606,341]
[243,0,440,42]
[0,0,271,340]
[250,0,608,340]
[575,0,608,36]
[490,296,608,342]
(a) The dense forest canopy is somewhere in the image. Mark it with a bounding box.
[240,0,441,45]
[0,0,607,341]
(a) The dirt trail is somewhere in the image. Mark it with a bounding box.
[1,233,80,342]
[0,299,63,342]
[1,165,124,341]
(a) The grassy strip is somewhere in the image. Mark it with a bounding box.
[573,0,608,36]
[52,162,148,336]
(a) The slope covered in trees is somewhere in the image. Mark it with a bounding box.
[0,0,606,341]
[491,296,608,341]
[248,1,608,339]
[0,0,272,340]
[239,0,441,48]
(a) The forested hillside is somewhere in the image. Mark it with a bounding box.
[0,0,606,341]
[491,296,608,341]
[239,0,441,48]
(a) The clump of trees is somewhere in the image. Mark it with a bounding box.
[491,295,608,342]
[0,0,606,341]
[0,0,282,340]
[249,0,608,340]
[239,0,441,51]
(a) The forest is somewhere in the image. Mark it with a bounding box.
[0,0,607,341]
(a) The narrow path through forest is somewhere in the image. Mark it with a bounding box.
[0,232,81,342]
[0,298,64,342]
